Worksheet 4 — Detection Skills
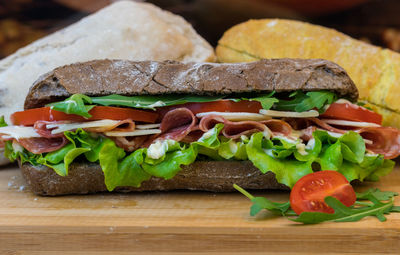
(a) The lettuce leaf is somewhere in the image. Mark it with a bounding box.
[5,125,394,191]
[246,132,313,187]
[48,94,94,118]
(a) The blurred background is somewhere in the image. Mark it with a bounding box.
[1,0,400,59]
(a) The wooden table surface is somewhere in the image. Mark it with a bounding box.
[0,164,399,254]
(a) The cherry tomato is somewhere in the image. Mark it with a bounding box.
[157,100,262,119]
[290,171,356,214]
[321,102,382,125]
[10,106,158,126]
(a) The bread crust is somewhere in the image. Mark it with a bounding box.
[20,161,288,196]
[24,59,358,109]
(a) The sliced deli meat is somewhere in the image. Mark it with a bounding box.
[18,137,68,154]
[34,121,66,138]
[358,127,400,159]
[198,114,293,140]
[157,108,198,142]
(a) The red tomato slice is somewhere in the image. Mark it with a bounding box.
[157,100,262,119]
[290,171,356,214]
[321,102,382,125]
[11,106,158,126]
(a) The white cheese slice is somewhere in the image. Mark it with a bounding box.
[322,119,380,128]
[136,123,161,129]
[47,119,121,134]
[259,109,319,118]
[104,129,161,137]
[0,126,41,139]
[196,112,271,121]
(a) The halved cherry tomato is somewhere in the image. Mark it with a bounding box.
[290,171,356,214]
[321,102,382,125]
[157,100,262,119]
[11,106,158,126]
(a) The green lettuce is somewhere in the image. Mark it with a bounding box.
[246,132,313,187]
[47,94,94,118]
[5,126,394,191]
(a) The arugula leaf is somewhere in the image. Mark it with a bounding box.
[246,92,278,110]
[356,188,398,201]
[273,91,337,112]
[91,94,225,110]
[295,91,337,112]
[236,186,400,224]
[46,90,339,118]
[234,184,290,216]
[47,94,94,118]
[290,195,399,224]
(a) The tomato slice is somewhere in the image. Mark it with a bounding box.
[290,171,356,214]
[321,102,382,125]
[157,100,262,119]
[11,106,158,126]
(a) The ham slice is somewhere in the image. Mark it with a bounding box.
[34,121,66,138]
[358,127,400,159]
[286,118,400,159]
[18,137,68,154]
[156,108,198,142]
[199,114,292,139]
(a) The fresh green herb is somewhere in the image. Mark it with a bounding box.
[235,187,400,224]
[245,92,278,110]
[290,190,399,224]
[356,188,398,201]
[47,94,94,118]
[234,184,290,216]
[273,91,337,112]
[91,94,225,110]
[46,90,339,118]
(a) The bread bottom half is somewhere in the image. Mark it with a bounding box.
[20,161,289,196]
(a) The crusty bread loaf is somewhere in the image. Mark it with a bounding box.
[24,59,358,109]
[21,161,288,196]
[216,19,400,128]
[0,0,215,123]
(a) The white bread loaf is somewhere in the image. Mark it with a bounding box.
[0,0,215,123]
[0,0,215,165]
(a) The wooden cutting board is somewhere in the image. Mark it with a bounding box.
[0,164,400,254]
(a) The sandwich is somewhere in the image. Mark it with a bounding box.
[1,59,399,196]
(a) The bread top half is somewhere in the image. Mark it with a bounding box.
[24,59,358,109]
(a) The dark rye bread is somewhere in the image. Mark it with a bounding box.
[20,161,288,196]
[24,58,358,109]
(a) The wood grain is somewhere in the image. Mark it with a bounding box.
[0,165,400,254]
